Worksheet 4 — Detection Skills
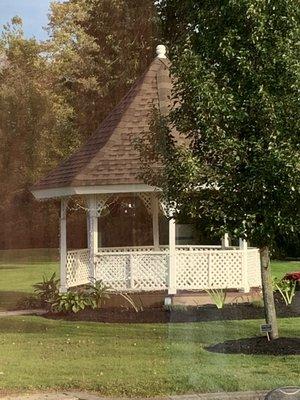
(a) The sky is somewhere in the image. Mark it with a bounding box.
[0,0,55,40]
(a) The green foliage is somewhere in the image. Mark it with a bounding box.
[48,0,159,137]
[0,3,159,249]
[85,279,110,308]
[251,298,264,309]
[273,277,297,306]
[33,272,59,306]
[143,0,300,247]
[51,291,95,314]
[205,289,227,309]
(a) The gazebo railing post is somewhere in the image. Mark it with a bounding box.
[151,194,160,250]
[87,194,98,284]
[59,198,68,293]
[239,238,250,292]
[168,217,177,295]
[221,233,230,249]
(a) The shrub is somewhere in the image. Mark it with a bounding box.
[33,273,59,307]
[273,277,297,306]
[85,280,110,308]
[205,289,227,309]
[251,299,264,309]
[51,292,95,313]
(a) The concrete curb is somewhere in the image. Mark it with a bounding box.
[0,391,268,400]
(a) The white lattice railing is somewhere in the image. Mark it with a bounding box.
[247,248,262,288]
[66,249,90,287]
[66,246,261,291]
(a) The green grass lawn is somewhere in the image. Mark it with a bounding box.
[0,249,299,395]
[271,260,300,279]
[0,249,299,311]
[0,316,299,396]
[0,249,59,311]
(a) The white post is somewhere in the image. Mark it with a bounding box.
[239,238,250,292]
[87,195,98,284]
[59,198,68,293]
[221,233,230,249]
[151,194,160,250]
[168,218,177,295]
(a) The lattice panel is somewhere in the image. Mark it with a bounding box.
[66,249,90,287]
[95,254,129,291]
[247,249,262,287]
[95,252,168,291]
[66,247,256,292]
[138,193,152,214]
[131,254,168,291]
[209,251,243,289]
[176,251,210,289]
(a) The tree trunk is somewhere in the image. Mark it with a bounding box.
[260,246,279,340]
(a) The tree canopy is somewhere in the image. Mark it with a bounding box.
[145,0,300,247]
[139,0,300,339]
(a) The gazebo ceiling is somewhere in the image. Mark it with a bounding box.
[32,46,172,200]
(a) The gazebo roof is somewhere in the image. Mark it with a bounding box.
[32,46,172,199]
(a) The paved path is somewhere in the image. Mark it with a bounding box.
[0,391,268,400]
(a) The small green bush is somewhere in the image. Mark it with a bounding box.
[33,273,59,307]
[251,299,264,309]
[273,277,297,306]
[205,289,227,309]
[51,291,95,313]
[85,280,110,308]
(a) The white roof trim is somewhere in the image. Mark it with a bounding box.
[32,184,160,200]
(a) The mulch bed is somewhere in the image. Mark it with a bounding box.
[206,336,300,355]
[44,292,300,324]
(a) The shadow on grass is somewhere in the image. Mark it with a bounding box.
[205,336,300,356]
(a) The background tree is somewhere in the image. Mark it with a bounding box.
[0,18,79,249]
[0,1,160,249]
[48,0,159,136]
[140,0,300,339]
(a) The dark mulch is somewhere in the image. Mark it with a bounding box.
[44,292,300,324]
[206,336,300,356]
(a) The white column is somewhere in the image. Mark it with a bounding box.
[59,198,68,293]
[151,194,160,250]
[168,218,177,295]
[87,195,98,284]
[239,238,250,292]
[221,233,230,249]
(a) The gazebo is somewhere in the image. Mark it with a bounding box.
[32,45,261,295]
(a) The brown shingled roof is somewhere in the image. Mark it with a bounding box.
[32,57,172,194]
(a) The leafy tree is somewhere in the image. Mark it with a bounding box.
[0,1,160,249]
[48,0,159,136]
[141,0,300,339]
[0,18,79,248]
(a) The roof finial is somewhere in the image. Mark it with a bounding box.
[156,44,167,59]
